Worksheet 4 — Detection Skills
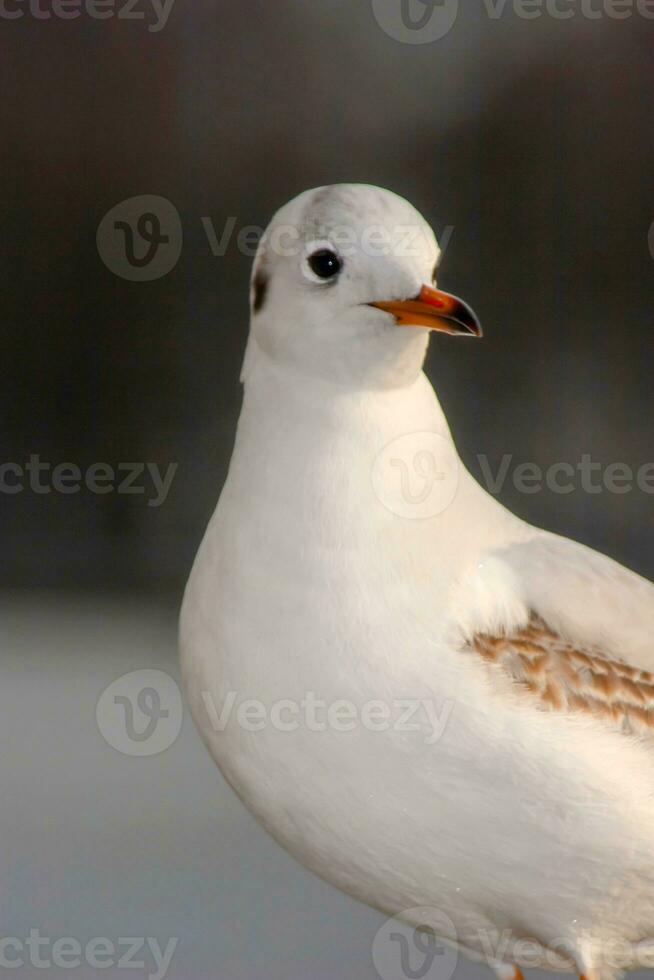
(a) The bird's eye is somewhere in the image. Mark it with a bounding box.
[307,248,343,280]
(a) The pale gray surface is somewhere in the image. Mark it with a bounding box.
[0,594,393,980]
[2,594,651,980]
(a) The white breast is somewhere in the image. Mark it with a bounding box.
[180,356,654,975]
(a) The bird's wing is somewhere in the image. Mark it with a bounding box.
[470,612,654,737]
[456,533,654,737]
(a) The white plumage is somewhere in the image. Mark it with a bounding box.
[180,184,654,980]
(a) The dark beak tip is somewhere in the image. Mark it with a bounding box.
[461,307,482,338]
[454,315,482,338]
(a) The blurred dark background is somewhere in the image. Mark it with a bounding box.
[1,4,653,979]
[2,1,652,594]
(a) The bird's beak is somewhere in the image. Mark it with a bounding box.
[369,285,482,337]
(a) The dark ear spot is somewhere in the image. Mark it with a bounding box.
[252,268,269,313]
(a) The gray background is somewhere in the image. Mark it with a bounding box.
[1,1,653,978]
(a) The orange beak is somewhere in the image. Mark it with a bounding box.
[369,284,482,337]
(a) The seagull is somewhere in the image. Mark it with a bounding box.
[180,184,654,980]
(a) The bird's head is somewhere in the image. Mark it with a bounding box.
[248,184,481,389]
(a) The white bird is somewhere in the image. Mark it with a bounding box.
[180,184,654,980]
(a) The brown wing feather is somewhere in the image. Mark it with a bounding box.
[471,615,654,736]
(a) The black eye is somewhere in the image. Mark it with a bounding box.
[307,248,342,280]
